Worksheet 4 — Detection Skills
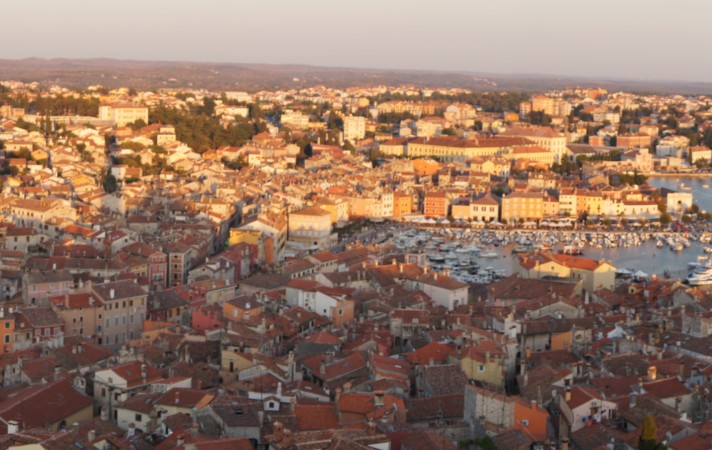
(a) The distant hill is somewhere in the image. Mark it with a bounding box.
[0,58,711,95]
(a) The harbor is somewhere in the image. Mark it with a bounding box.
[387,225,709,284]
[376,176,712,284]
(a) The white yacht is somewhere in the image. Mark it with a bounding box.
[688,267,712,286]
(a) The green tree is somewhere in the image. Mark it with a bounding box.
[249,103,265,121]
[120,141,145,151]
[368,148,383,164]
[326,111,343,130]
[703,128,712,148]
[127,119,147,131]
[102,172,118,193]
[659,212,672,225]
[639,415,667,450]
[527,111,552,126]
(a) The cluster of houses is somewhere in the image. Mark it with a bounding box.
[0,80,710,449]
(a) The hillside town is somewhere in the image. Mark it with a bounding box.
[0,80,712,450]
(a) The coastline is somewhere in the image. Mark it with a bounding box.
[645,172,712,178]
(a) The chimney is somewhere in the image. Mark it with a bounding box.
[277,382,283,397]
[282,429,293,447]
[273,421,284,441]
[109,288,115,300]
[374,390,385,407]
[87,429,96,442]
[175,391,181,404]
[176,435,185,447]
[7,420,19,434]
[564,388,571,402]
[141,363,147,383]
[367,419,377,435]
[647,366,657,382]
[335,387,342,402]
[319,361,326,375]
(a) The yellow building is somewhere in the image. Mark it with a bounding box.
[393,192,413,217]
[577,191,605,216]
[513,252,616,293]
[221,351,259,376]
[559,188,577,217]
[501,191,544,222]
[460,341,507,389]
[315,197,349,224]
[531,95,555,116]
[379,138,409,157]
[406,136,534,162]
[505,146,555,167]
[468,157,511,178]
[228,229,261,247]
[543,195,560,218]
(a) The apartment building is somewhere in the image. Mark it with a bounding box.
[92,280,147,345]
[423,191,450,218]
[501,192,544,222]
[500,126,567,163]
[98,104,149,127]
[344,115,366,142]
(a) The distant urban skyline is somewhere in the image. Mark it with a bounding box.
[5,0,712,83]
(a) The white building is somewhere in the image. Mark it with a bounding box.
[280,110,310,129]
[98,104,149,127]
[405,272,468,311]
[666,191,693,215]
[288,206,337,250]
[344,116,366,142]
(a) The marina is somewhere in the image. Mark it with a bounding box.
[383,177,712,284]
[387,225,709,283]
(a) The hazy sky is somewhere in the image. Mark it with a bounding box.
[5,0,712,82]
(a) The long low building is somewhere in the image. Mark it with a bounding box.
[379,136,534,161]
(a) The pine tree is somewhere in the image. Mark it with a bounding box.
[639,415,667,450]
